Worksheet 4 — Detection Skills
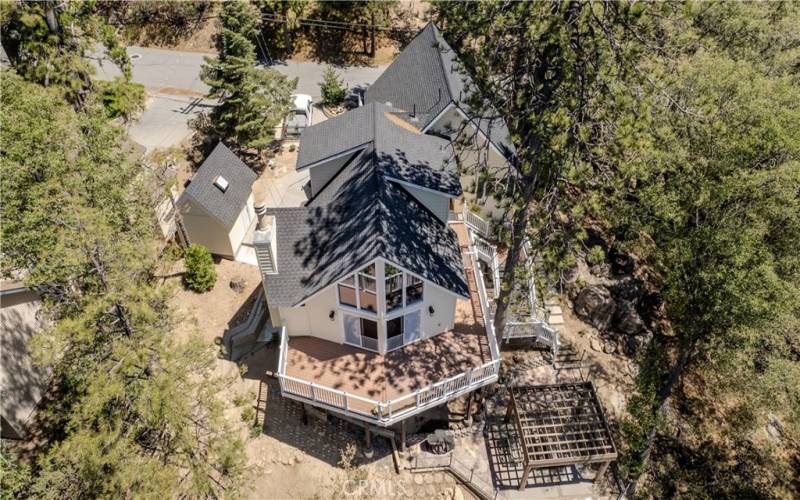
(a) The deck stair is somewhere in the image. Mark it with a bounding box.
[459,209,561,360]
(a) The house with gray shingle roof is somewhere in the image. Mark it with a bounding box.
[250,32,508,427]
[365,22,516,220]
[177,142,258,260]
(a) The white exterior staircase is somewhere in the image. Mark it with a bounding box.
[458,208,561,360]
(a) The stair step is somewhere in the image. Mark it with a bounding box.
[548,305,563,315]
[548,314,565,325]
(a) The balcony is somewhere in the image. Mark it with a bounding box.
[276,221,501,426]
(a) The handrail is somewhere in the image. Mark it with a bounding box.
[277,323,288,373]
[467,226,500,361]
[462,206,491,238]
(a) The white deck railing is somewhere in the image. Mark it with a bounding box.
[275,226,501,427]
[460,210,560,358]
[463,207,491,239]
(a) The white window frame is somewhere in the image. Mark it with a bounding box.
[384,306,424,353]
[384,268,424,314]
[336,264,378,316]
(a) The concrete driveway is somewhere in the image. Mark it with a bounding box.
[128,93,214,152]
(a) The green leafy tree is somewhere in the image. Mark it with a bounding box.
[316,1,396,57]
[1,71,245,498]
[0,449,31,500]
[201,1,296,149]
[256,0,306,56]
[319,66,345,107]
[0,0,130,106]
[432,1,652,346]
[184,244,217,292]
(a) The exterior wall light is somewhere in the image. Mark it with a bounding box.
[329,310,335,321]
[428,306,435,316]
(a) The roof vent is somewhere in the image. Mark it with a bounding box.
[214,175,229,193]
[385,101,392,107]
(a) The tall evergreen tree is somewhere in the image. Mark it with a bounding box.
[202,1,296,150]
[1,70,246,498]
[434,1,800,496]
[0,0,130,106]
[432,0,651,348]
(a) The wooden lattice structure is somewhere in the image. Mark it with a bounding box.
[505,382,618,490]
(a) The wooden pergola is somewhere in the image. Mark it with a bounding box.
[504,382,618,490]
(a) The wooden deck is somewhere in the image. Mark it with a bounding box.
[284,222,493,409]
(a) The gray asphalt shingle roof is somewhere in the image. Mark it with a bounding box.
[299,102,461,197]
[364,22,516,161]
[263,142,468,307]
[178,142,257,229]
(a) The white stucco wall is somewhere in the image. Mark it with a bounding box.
[278,285,342,344]
[421,284,457,339]
[227,194,255,254]
[401,183,451,223]
[279,269,459,350]
[180,203,233,257]
[428,106,510,221]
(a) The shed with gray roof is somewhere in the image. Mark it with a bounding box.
[177,142,258,259]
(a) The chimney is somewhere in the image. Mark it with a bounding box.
[252,183,269,230]
[251,184,278,274]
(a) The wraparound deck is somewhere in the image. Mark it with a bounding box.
[277,221,501,426]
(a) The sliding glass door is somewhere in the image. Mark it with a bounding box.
[385,310,421,352]
[343,313,379,352]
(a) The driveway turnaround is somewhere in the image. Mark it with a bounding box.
[128,93,214,152]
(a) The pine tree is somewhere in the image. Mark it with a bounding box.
[0,0,131,107]
[202,1,296,149]
[433,2,800,496]
[184,244,217,292]
[1,71,246,498]
[319,66,345,107]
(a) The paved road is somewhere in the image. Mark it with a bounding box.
[92,46,387,151]
[93,45,387,99]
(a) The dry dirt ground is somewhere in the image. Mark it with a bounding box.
[167,259,471,499]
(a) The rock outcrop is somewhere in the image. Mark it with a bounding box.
[574,285,616,330]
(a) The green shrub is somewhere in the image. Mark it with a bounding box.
[241,405,255,423]
[586,245,605,265]
[319,66,345,107]
[184,244,216,292]
[96,77,146,120]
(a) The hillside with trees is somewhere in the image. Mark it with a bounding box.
[432,1,800,497]
[0,2,245,497]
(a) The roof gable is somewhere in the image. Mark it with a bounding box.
[263,143,468,307]
[365,22,516,161]
[179,142,257,229]
[301,103,461,199]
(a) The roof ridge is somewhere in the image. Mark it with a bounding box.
[430,23,456,103]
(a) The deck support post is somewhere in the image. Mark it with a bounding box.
[300,403,308,426]
[596,461,611,482]
[464,392,474,426]
[518,464,532,491]
[362,424,375,458]
[400,420,407,453]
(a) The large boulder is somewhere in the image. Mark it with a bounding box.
[614,300,645,335]
[574,285,616,330]
[624,329,653,356]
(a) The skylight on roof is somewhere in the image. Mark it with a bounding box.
[214,175,229,193]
